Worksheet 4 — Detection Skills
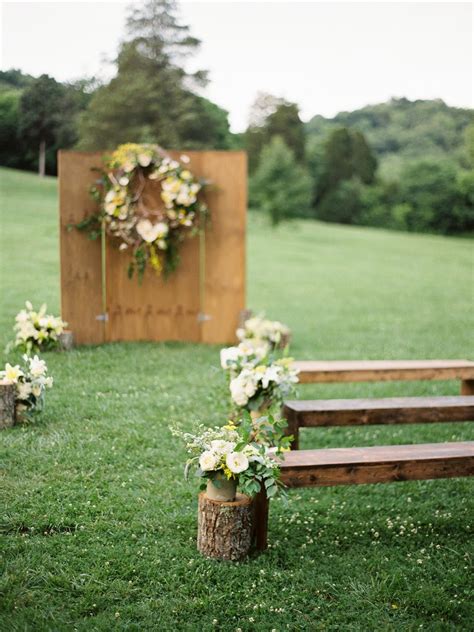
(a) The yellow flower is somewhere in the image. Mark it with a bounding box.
[180,169,192,180]
[3,363,23,383]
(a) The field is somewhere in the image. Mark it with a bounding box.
[1,167,473,631]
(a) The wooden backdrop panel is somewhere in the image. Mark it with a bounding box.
[58,150,246,345]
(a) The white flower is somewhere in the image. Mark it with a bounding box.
[17,381,32,400]
[210,440,235,455]
[31,383,42,398]
[43,376,54,389]
[28,355,47,377]
[199,450,219,472]
[220,346,241,369]
[180,154,190,164]
[25,300,33,310]
[261,365,281,389]
[138,153,152,167]
[226,452,249,474]
[119,176,129,186]
[136,219,168,243]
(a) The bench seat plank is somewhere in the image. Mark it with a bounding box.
[279,442,474,487]
[294,360,474,384]
[283,395,474,428]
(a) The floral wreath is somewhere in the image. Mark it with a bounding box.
[77,143,208,280]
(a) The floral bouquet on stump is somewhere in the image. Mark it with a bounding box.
[173,414,292,501]
[7,301,67,354]
[0,355,53,422]
[236,315,291,350]
[229,357,299,418]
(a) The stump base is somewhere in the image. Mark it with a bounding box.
[197,492,254,561]
[0,381,16,429]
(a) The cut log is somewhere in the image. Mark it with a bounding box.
[0,381,16,429]
[197,492,253,561]
[58,330,74,351]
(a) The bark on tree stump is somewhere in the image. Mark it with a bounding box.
[197,492,254,561]
[0,381,16,429]
[58,330,74,351]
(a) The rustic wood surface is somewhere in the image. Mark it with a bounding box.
[279,442,474,487]
[461,379,474,395]
[0,381,16,429]
[283,395,474,427]
[197,492,254,561]
[59,150,246,345]
[294,359,474,384]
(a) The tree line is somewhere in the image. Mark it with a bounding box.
[0,0,473,234]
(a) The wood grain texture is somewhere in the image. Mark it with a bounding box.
[0,381,16,429]
[58,152,105,345]
[58,150,246,345]
[279,442,474,487]
[197,492,253,561]
[283,396,474,427]
[294,360,474,384]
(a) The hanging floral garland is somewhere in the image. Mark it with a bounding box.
[76,143,208,280]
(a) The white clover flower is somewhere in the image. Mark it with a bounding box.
[226,451,249,474]
[199,450,219,472]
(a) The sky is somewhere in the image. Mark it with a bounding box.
[1,0,473,131]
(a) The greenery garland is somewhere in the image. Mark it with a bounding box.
[76,143,208,280]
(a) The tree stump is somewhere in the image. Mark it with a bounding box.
[197,492,254,561]
[0,381,16,429]
[58,330,74,351]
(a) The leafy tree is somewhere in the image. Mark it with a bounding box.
[18,74,66,176]
[250,136,312,225]
[0,90,21,168]
[315,127,377,208]
[244,94,306,172]
[397,160,473,234]
[78,0,233,150]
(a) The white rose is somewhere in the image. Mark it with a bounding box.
[210,440,235,455]
[220,346,240,369]
[199,450,219,472]
[226,452,249,474]
[138,153,152,167]
[230,377,248,406]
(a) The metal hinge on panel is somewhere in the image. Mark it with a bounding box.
[96,313,109,322]
[197,312,212,323]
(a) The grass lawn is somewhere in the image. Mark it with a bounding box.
[1,166,473,631]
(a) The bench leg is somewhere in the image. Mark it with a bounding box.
[282,406,299,450]
[253,488,269,551]
[461,379,474,395]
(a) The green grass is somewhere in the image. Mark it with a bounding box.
[1,166,473,631]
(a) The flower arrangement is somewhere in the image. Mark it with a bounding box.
[76,143,208,280]
[237,315,291,349]
[0,355,53,421]
[220,339,270,375]
[173,414,292,499]
[8,301,67,354]
[230,358,299,412]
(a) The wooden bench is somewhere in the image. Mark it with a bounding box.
[283,395,474,449]
[254,441,474,550]
[294,359,474,394]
